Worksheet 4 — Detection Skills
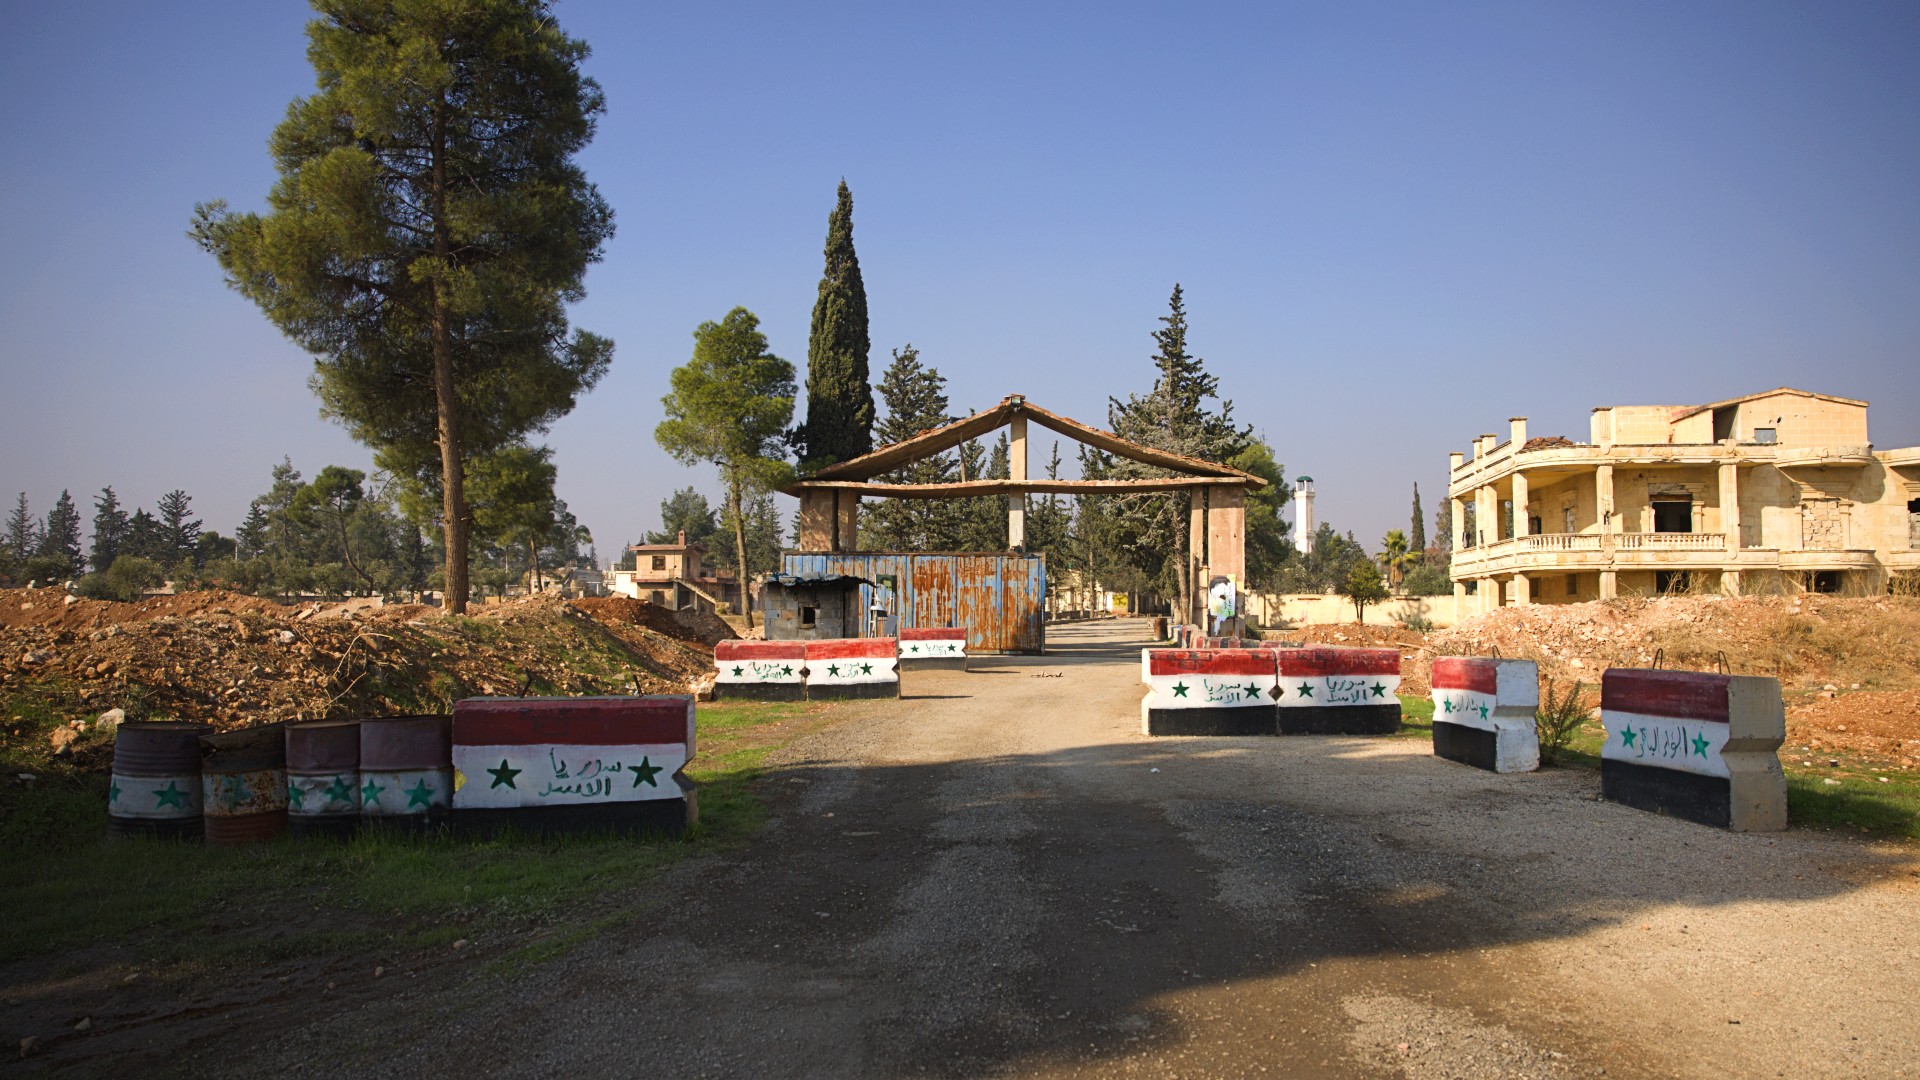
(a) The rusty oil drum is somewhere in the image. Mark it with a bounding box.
[200,724,289,846]
[108,721,212,840]
[358,716,452,825]
[285,720,361,840]
[1152,616,1169,641]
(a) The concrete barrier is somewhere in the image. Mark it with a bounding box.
[899,627,968,670]
[1431,657,1539,773]
[804,638,900,699]
[714,640,807,701]
[1270,647,1401,735]
[1600,669,1786,831]
[1140,649,1279,736]
[450,695,696,837]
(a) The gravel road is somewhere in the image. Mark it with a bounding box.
[221,621,1920,1077]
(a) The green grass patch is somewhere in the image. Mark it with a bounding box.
[0,697,840,968]
[1783,749,1920,840]
[1395,694,1434,738]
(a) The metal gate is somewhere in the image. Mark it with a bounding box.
[780,553,1045,654]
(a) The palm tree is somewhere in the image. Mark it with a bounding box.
[1379,529,1414,591]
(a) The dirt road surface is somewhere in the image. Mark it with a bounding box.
[58,622,1920,1076]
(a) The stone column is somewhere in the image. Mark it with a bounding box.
[1451,495,1466,550]
[797,490,836,551]
[1512,471,1530,539]
[1453,578,1467,619]
[1599,571,1617,599]
[1596,464,1615,534]
[834,491,859,553]
[1189,488,1206,625]
[1511,573,1531,605]
[1007,414,1028,549]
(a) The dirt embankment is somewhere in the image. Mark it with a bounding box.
[1427,595,1920,767]
[1,589,727,749]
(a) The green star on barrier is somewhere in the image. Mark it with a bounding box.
[1242,683,1263,700]
[287,783,307,810]
[1442,699,1455,713]
[1620,726,1637,749]
[1478,704,1490,720]
[1171,682,1189,698]
[361,779,384,805]
[221,774,251,807]
[154,781,189,810]
[404,779,436,809]
[324,776,355,803]
[732,665,744,677]
[1691,731,1711,758]
[827,664,841,677]
[109,780,122,804]
[781,665,794,676]
[1370,682,1387,698]
[629,757,663,787]
[488,759,522,789]
[908,644,919,653]
[861,662,873,675]
[1296,683,1314,698]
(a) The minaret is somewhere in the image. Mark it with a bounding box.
[1294,477,1316,554]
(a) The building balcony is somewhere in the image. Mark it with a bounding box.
[1452,532,1907,579]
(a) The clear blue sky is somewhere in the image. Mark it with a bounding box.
[3,0,1917,563]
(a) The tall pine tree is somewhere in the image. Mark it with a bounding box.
[192,0,615,613]
[795,180,874,471]
[38,491,85,574]
[1410,483,1426,555]
[5,493,37,562]
[863,346,963,551]
[91,487,129,571]
[156,489,202,566]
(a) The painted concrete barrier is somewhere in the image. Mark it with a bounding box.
[1140,649,1279,736]
[451,695,696,837]
[714,640,807,701]
[803,638,900,699]
[899,627,968,670]
[1600,669,1786,831]
[1431,658,1540,773]
[1271,647,1401,735]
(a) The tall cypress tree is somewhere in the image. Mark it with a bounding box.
[1410,483,1426,554]
[796,180,874,471]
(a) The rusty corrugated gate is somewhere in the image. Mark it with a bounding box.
[779,553,1046,654]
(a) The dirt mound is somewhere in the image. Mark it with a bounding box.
[1788,690,1920,765]
[0,587,290,635]
[1256,623,1433,693]
[568,596,736,647]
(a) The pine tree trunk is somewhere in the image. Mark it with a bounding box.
[730,476,754,631]
[430,101,470,615]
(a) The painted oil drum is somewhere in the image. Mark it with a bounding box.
[285,719,362,839]
[108,721,212,840]
[200,723,290,846]
[358,715,453,819]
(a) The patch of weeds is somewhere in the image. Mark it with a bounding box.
[1535,677,1590,766]
[1395,694,1433,738]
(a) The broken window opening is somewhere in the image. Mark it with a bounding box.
[1652,499,1692,534]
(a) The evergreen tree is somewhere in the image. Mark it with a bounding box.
[192,0,615,613]
[236,505,270,560]
[6,493,37,562]
[644,488,720,547]
[1410,484,1426,555]
[156,489,202,565]
[38,491,85,574]
[794,181,874,471]
[863,346,963,551]
[124,509,165,564]
[714,491,785,588]
[91,486,129,571]
[1025,441,1073,587]
[656,307,796,629]
[1086,285,1249,615]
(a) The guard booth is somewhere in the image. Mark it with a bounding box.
[781,553,1045,655]
[758,573,869,641]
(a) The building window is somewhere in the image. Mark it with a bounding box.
[651,555,667,571]
[1753,427,1777,444]
[1657,570,1692,595]
[1806,571,1842,595]
[1563,507,1576,534]
[1652,498,1692,534]
[799,605,817,629]
[1567,575,1579,597]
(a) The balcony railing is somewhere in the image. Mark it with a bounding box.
[1459,531,1728,562]
[1616,532,1725,551]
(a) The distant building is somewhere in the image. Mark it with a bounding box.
[1447,388,1920,611]
[1294,476,1316,553]
[607,532,745,612]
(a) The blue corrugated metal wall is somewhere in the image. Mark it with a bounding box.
[779,553,1045,654]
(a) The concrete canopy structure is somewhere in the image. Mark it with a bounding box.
[781,394,1269,625]
[1448,388,1920,611]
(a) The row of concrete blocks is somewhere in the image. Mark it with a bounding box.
[711,632,969,702]
[108,696,701,844]
[1148,646,1789,833]
[1140,645,1405,736]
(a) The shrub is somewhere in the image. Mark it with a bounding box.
[1536,677,1588,766]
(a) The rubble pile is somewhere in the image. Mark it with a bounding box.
[2,589,718,751]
